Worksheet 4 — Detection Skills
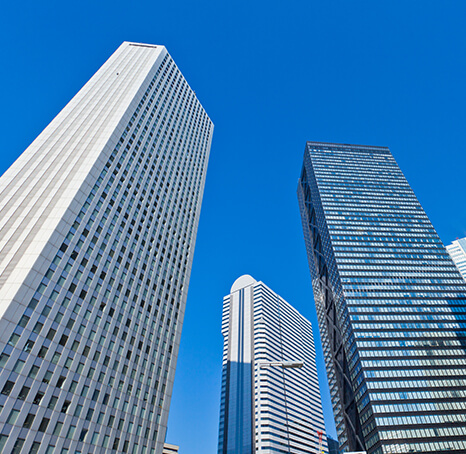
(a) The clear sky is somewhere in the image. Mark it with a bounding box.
[1,1,466,453]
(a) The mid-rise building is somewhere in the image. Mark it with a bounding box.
[0,42,213,454]
[446,237,466,280]
[218,275,327,454]
[163,443,179,454]
[298,141,466,454]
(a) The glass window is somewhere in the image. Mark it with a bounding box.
[7,409,20,424]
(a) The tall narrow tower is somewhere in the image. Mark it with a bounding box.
[0,42,213,454]
[298,141,466,454]
[218,275,327,454]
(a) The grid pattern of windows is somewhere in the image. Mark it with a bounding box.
[298,142,466,454]
[0,42,213,454]
[218,276,327,454]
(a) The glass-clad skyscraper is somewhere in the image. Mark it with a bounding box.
[218,275,327,454]
[0,42,213,454]
[297,142,466,454]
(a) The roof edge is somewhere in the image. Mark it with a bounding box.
[306,141,390,151]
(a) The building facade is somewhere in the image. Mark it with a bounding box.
[162,443,179,454]
[0,42,213,454]
[297,141,466,454]
[446,237,466,281]
[218,275,327,454]
[327,436,340,454]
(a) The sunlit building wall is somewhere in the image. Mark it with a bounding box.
[218,275,327,454]
[0,42,213,454]
[446,237,466,281]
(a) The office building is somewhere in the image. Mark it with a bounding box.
[163,443,179,454]
[298,141,466,454]
[0,42,213,454]
[446,237,466,281]
[218,275,327,454]
[327,436,339,454]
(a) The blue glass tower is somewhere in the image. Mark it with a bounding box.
[298,142,466,454]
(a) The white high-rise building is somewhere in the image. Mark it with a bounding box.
[218,275,328,454]
[446,237,466,281]
[0,42,213,454]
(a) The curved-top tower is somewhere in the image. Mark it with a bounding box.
[218,275,327,454]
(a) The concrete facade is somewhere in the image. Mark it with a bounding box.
[0,42,213,454]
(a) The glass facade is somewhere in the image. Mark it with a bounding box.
[218,275,327,454]
[0,42,213,453]
[297,142,466,454]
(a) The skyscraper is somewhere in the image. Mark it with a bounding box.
[0,42,213,454]
[297,141,466,454]
[446,237,466,281]
[218,275,327,454]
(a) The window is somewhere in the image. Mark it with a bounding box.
[18,386,30,400]
[79,429,88,442]
[33,391,45,405]
[24,340,34,352]
[0,354,9,367]
[7,409,20,424]
[52,352,61,364]
[12,438,25,454]
[28,365,40,379]
[33,322,43,334]
[23,413,35,428]
[86,408,94,421]
[66,425,76,439]
[43,370,53,383]
[48,396,58,410]
[13,359,25,374]
[53,422,63,436]
[38,418,50,432]
[8,333,20,346]
[61,400,71,413]
[1,380,14,396]
[56,376,66,388]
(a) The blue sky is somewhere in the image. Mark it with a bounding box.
[1,1,466,452]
